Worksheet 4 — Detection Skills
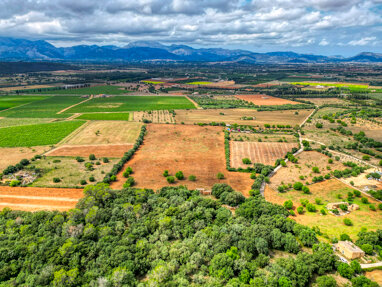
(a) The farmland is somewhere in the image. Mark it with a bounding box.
[25,85,129,95]
[0,146,50,170]
[76,112,130,121]
[175,108,312,126]
[230,132,298,143]
[235,94,299,106]
[64,96,196,113]
[0,117,53,128]
[46,144,133,158]
[0,95,48,111]
[111,124,254,194]
[187,81,213,85]
[231,141,298,167]
[0,121,85,147]
[132,110,175,123]
[0,96,84,118]
[63,121,142,145]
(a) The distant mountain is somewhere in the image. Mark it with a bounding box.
[0,37,380,63]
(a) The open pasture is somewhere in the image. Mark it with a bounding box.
[46,144,133,158]
[0,96,84,118]
[76,112,130,121]
[111,124,254,194]
[175,108,312,126]
[265,179,382,239]
[64,96,196,113]
[235,94,299,106]
[0,95,48,111]
[132,110,175,123]
[26,85,129,95]
[231,141,298,167]
[0,146,50,171]
[0,186,83,211]
[0,121,85,147]
[63,121,142,145]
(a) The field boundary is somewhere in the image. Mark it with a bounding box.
[57,95,93,114]
[53,120,91,147]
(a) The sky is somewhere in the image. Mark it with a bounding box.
[0,0,381,56]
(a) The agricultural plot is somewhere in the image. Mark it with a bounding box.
[46,144,133,158]
[30,156,119,188]
[231,132,298,143]
[141,80,164,84]
[265,180,382,239]
[132,110,175,123]
[26,85,129,95]
[0,118,53,128]
[111,124,254,195]
[296,97,350,106]
[269,151,345,190]
[292,81,369,89]
[0,84,54,92]
[175,109,312,126]
[235,94,299,106]
[0,95,48,111]
[231,141,298,167]
[0,121,85,147]
[0,96,84,118]
[76,112,130,121]
[0,146,50,171]
[64,96,196,113]
[0,186,83,211]
[63,121,142,145]
[187,81,213,85]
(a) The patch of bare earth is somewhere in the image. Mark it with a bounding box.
[0,146,50,171]
[231,141,297,167]
[235,94,299,106]
[45,144,133,157]
[111,124,253,195]
[0,186,83,211]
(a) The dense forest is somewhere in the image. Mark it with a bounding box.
[0,184,378,286]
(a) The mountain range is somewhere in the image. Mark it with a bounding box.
[0,37,381,63]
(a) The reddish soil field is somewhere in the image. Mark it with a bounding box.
[231,141,297,167]
[111,124,253,195]
[235,94,299,106]
[46,144,133,157]
[0,186,83,211]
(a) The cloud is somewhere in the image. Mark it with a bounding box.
[0,0,380,54]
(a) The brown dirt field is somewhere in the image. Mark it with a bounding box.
[175,109,312,126]
[45,144,133,157]
[132,110,175,123]
[365,270,382,285]
[231,132,298,143]
[231,141,297,167]
[0,186,83,211]
[269,151,345,190]
[111,124,253,195]
[235,94,299,106]
[0,85,53,91]
[63,121,142,145]
[0,146,50,171]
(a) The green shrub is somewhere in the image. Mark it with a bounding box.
[217,172,225,179]
[312,166,320,173]
[306,203,316,212]
[315,198,322,205]
[89,154,96,160]
[353,190,361,197]
[302,186,310,194]
[316,275,336,287]
[361,244,373,255]
[250,172,256,179]
[175,171,184,180]
[102,157,109,163]
[293,182,303,190]
[188,175,196,181]
[10,180,20,187]
[123,167,133,178]
[283,200,293,210]
[123,177,135,188]
[163,170,169,177]
[297,206,304,214]
[76,156,84,162]
[300,199,309,206]
[361,197,369,204]
[166,176,175,184]
[369,204,376,211]
[320,209,327,215]
[242,158,251,164]
[53,177,61,183]
[80,179,87,185]
[52,159,61,163]
[343,218,353,226]
[89,176,95,182]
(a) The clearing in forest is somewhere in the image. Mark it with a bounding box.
[231,141,298,167]
[234,94,299,106]
[111,124,253,195]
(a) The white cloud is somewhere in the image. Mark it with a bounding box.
[319,38,329,46]
[348,36,377,46]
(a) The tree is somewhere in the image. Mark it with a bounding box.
[217,172,225,179]
[242,158,251,164]
[306,203,316,212]
[316,275,337,287]
[175,171,184,180]
[361,243,373,255]
[163,170,169,177]
[293,182,303,190]
[337,262,354,279]
[297,206,304,214]
[312,166,320,173]
[209,253,234,280]
[351,276,379,287]
[279,276,292,287]
[188,175,196,181]
[302,186,310,194]
[350,260,362,274]
[166,176,175,183]
[89,154,96,160]
[283,200,293,210]
[212,183,233,198]
[343,218,353,226]
[316,122,323,128]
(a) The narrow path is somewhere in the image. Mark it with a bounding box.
[66,113,81,120]
[300,106,317,127]
[57,95,93,114]
[185,95,202,109]
[360,262,382,269]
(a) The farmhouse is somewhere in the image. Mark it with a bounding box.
[336,241,365,260]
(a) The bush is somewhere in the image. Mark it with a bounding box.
[316,275,336,287]
[300,199,309,206]
[175,171,184,180]
[312,166,320,173]
[343,218,353,226]
[283,200,293,210]
[163,170,169,177]
[123,177,135,188]
[102,157,109,163]
[217,172,225,179]
[212,183,233,198]
[361,197,369,204]
[315,198,322,205]
[80,179,87,185]
[315,122,323,128]
[328,158,333,164]
[306,203,317,212]
[339,204,348,211]
[353,190,361,197]
[378,203,382,210]
[361,244,373,255]
[293,182,303,190]
[188,175,196,181]
[302,186,310,194]
[280,160,286,167]
[89,176,95,182]
[76,156,84,162]
[166,176,175,184]
[123,167,133,178]
[220,191,245,207]
[250,172,256,179]
[297,206,304,214]
[332,209,339,215]
[362,155,370,161]
[53,177,61,183]
[369,204,376,211]
[337,263,354,279]
[9,180,20,187]
[242,158,251,164]
[320,209,327,215]
[89,154,96,160]
[277,185,285,193]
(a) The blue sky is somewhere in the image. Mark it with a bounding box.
[0,0,380,56]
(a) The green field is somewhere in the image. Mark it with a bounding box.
[0,95,48,111]
[291,81,369,89]
[187,81,213,85]
[0,121,85,147]
[64,96,196,113]
[0,96,83,118]
[76,112,130,120]
[141,80,164,84]
[0,118,54,128]
[26,85,128,95]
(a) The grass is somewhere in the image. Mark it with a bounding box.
[0,96,84,118]
[0,118,54,128]
[0,121,85,147]
[24,85,129,95]
[76,112,130,121]
[30,156,119,188]
[0,95,48,111]
[64,96,196,113]
[292,82,369,89]
[141,80,164,84]
[187,81,213,85]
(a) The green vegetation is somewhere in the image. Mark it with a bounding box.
[0,95,48,111]
[26,85,129,95]
[187,81,213,85]
[141,80,164,84]
[0,121,85,147]
[65,96,195,113]
[76,112,130,120]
